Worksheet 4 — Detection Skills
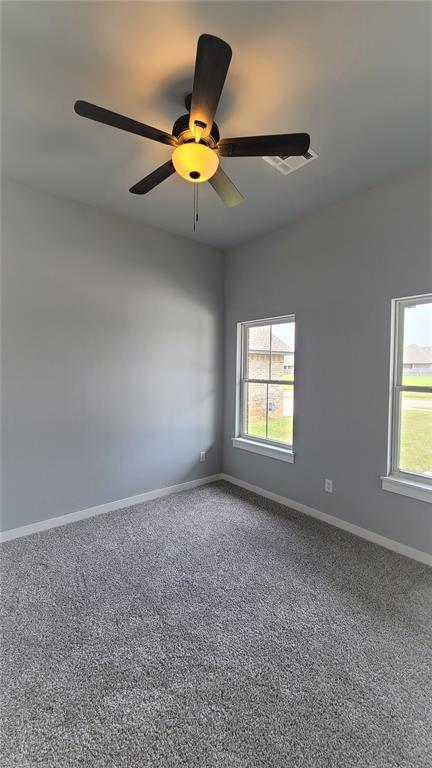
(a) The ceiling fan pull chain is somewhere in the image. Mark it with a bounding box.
[193,183,196,232]
[192,183,199,232]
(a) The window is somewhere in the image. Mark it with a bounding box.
[382,294,432,502]
[233,315,295,461]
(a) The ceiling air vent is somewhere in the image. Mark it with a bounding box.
[263,149,318,175]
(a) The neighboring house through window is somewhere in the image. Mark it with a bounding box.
[233,315,295,462]
[382,294,432,503]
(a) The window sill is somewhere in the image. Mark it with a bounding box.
[381,475,432,504]
[232,437,295,463]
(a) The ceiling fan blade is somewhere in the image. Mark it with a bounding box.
[209,166,244,207]
[74,101,177,147]
[129,161,175,195]
[189,34,232,139]
[218,133,310,158]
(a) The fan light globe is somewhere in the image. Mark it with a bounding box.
[172,142,219,183]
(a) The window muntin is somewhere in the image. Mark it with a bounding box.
[239,316,295,449]
[390,295,432,484]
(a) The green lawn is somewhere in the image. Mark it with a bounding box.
[248,407,431,475]
[282,374,294,392]
[401,375,432,399]
[399,408,432,475]
[400,377,432,473]
[247,415,293,445]
[402,375,432,387]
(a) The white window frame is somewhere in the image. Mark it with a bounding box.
[232,314,295,463]
[381,293,432,504]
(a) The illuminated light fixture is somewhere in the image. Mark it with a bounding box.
[172,142,219,183]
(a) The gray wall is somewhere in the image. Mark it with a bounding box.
[1,179,224,531]
[3,170,431,552]
[223,168,432,554]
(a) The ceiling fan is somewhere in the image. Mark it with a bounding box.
[74,33,310,208]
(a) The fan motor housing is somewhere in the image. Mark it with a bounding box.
[172,114,220,147]
[172,103,220,148]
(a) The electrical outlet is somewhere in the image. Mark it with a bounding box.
[324,479,333,493]
[200,451,206,463]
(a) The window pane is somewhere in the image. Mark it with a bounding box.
[267,384,293,445]
[402,300,432,386]
[270,322,295,382]
[240,317,296,448]
[245,382,267,439]
[247,325,270,380]
[398,391,432,477]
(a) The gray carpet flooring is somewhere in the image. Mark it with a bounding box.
[1,480,431,767]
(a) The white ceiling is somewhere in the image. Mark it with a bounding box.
[2,1,431,248]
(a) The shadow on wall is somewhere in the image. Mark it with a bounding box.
[1,182,224,529]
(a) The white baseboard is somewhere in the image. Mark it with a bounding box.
[0,474,223,543]
[3,472,430,566]
[220,473,432,566]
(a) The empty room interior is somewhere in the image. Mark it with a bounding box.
[1,1,432,766]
